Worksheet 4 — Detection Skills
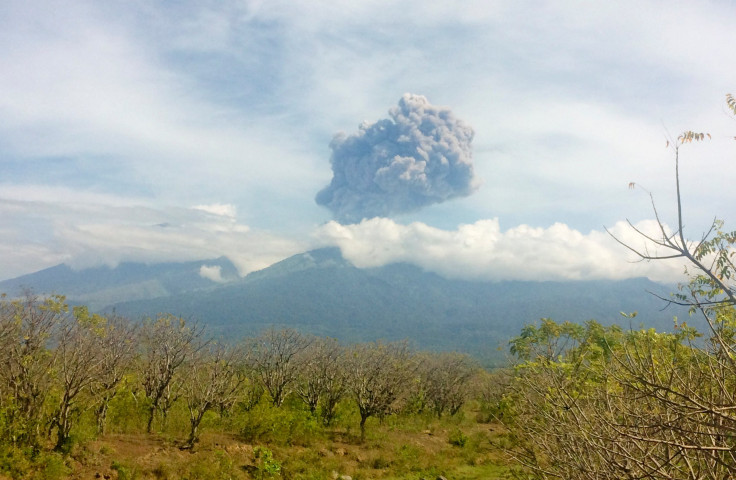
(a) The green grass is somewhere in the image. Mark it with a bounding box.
[0,393,514,479]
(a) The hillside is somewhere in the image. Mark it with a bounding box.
[0,257,239,310]
[107,249,689,360]
[0,247,691,362]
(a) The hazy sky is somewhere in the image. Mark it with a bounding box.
[2,0,736,283]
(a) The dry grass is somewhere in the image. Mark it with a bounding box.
[61,411,511,480]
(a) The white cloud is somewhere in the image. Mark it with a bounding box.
[193,203,238,218]
[199,264,225,283]
[315,217,689,284]
[0,195,306,280]
[2,0,736,285]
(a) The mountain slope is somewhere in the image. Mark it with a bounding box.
[0,248,691,363]
[0,257,239,310]
[105,248,690,360]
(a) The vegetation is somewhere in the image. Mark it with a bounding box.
[0,291,505,478]
[2,97,734,479]
[496,115,736,478]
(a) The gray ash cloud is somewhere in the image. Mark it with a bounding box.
[316,94,477,224]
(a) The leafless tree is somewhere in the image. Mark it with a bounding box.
[182,342,246,449]
[0,293,15,354]
[139,314,204,433]
[51,306,108,449]
[419,351,476,418]
[0,292,63,447]
[247,328,311,407]
[294,337,346,424]
[344,341,416,442]
[235,368,265,413]
[90,313,138,435]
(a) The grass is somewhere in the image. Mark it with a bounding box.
[1,397,513,479]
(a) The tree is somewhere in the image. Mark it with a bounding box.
[294,337,346,424]
[247,328,311,407]
[0,293,64,447]
[182,342,245,449]
[503,99,736,479]
[139,314,204,433]
[89,313,138,435]
[344,341,415,442]
[51,306,108,450]
[418,351,476,418]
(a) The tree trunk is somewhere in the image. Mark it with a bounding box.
[96,399,110,435]
[359,414,368,443]
[184,423,199,449]
[146,404,156,434]
[185,410,207,449]
[54,402,72,451]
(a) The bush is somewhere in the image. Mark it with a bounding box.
[0,446,70,480]
[112,460,137,480]
[254,446,281,479]
[187,449,238,480]
[238,403,322,446]
[0,445,33,479]
[448,429,468,447]
[37,452,70,480]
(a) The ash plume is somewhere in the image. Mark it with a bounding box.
[316,94,477,224]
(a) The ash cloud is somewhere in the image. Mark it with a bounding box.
[316,94,477,224]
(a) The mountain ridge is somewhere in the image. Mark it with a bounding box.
[0,248,690,363]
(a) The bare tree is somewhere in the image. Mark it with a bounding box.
[0,293,15,354]
[0,293,63,447]
[247,328,311,407]
[607,129,736,321]
[419,351,476,418]
[90,313,138,435]
[182,342,245,449]
[235,367,265,413]
[139,314,204,434]
[344,341,416,442]
[294,337,346,424]
[51,306,108,450]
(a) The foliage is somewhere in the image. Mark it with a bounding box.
[253,446,281,479]
[502,102,736,479]
[238,400,322,447]
[448,428,469,447]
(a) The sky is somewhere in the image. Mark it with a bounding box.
[2,0,736,284]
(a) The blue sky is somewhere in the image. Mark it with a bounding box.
[2,0,736,283]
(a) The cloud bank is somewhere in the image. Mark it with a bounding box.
[0,181,691,286]
[0,187,305,280]
[316,94,477,223]
[315,217,688,284]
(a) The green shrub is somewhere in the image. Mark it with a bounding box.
[448,428,468,447]
[371,456,391,469]
[37,452,70,480]
[254,446,281,479]
[238,403,322,446]
[0,445,33,478]
[185,449,238,480]
[112,460,137,480]
[107,391,148,433]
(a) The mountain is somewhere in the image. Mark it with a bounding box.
[0,248,691,364]
[0,257,239,310]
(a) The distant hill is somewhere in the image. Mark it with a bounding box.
[0,248,692,364]
[0,257,239,310]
